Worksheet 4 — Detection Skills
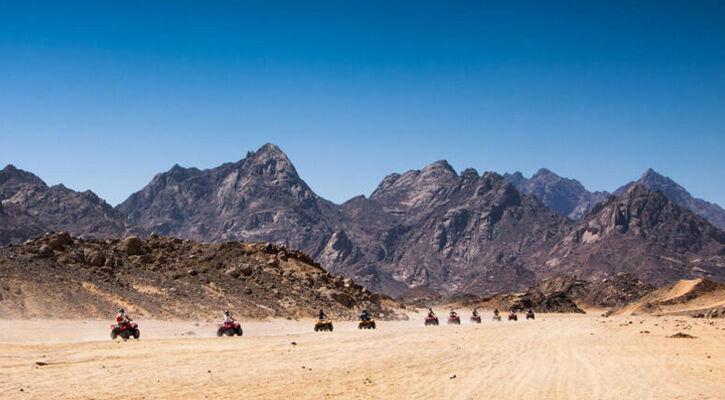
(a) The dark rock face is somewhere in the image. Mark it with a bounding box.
[615,169,725,230]
[531,185,725,286]
[504,169,610,220]
[0,165,138,245]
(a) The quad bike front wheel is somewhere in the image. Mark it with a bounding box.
[110,331,118,340]
[133,329,140,339]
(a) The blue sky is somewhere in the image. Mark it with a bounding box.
[1,1,723,206]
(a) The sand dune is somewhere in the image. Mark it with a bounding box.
[1,312,724,400]
[616,278,725,316]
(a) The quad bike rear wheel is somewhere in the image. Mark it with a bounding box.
[110,331,118,340]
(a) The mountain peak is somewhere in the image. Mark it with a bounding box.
[610,169,725,230]
[640,168,667,183]
[254,143,288,159]
[421,160,457,178]
[0,164,46,188]
[534,168,555,177]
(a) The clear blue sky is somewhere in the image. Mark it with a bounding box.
[1,1,723,206]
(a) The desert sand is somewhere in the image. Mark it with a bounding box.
[1,311,723,400]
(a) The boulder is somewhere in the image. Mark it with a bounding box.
[37,245,53,258]
[118,236,144,255]
[47,232,72,251]
[84,250,105,267]
[225,267,240,278]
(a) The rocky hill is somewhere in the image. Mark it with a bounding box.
[504,169,610,220]
[531,185,725,285]
[0,165,137,244]
[615,168,725,230]
[0,233,401,320]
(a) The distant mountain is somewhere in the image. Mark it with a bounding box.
[504,169,610,220]
[339,164,572,295]
[0,165,137,244]
[531,184,725,285]
[615,169,725,230]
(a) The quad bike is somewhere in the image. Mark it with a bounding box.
[110,322,140,340]
[424,316,439,326]
[314,319,334,332]
[508,313,518,321]
[358,319,376,330]
[470,315,482,324]
[217,321,243,337]
[447,315,461,325]
[492,314,501,322]
[526,310,535,320]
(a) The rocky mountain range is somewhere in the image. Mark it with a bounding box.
[504,169,610,220]
[527,184,725,285]
[0,165,137,244]
[505,167,725,232]
[2,144,724,297]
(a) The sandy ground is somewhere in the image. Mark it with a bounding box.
[1,312,724,400]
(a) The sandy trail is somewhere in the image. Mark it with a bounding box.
[1,314,723,400]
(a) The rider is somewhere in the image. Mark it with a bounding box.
[472,307,479,317]
[449,308,458,317]
[359,309,370,321]
[116,308,132,327]
[427,308,436,318]
[493,308,500,316]
[318,309,328,321]
[527,308,534,315]
[223,310,236,324]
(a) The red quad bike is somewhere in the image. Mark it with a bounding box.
[447,315,461,325]
[470,315,482,324]
[424,316,439,326]
[508,313,518,321]
[217,321,243,337]
[110,322,140,340]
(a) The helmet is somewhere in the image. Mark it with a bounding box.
[362,309,367,313]
[225,310,230,315]
[119,308,125,313]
